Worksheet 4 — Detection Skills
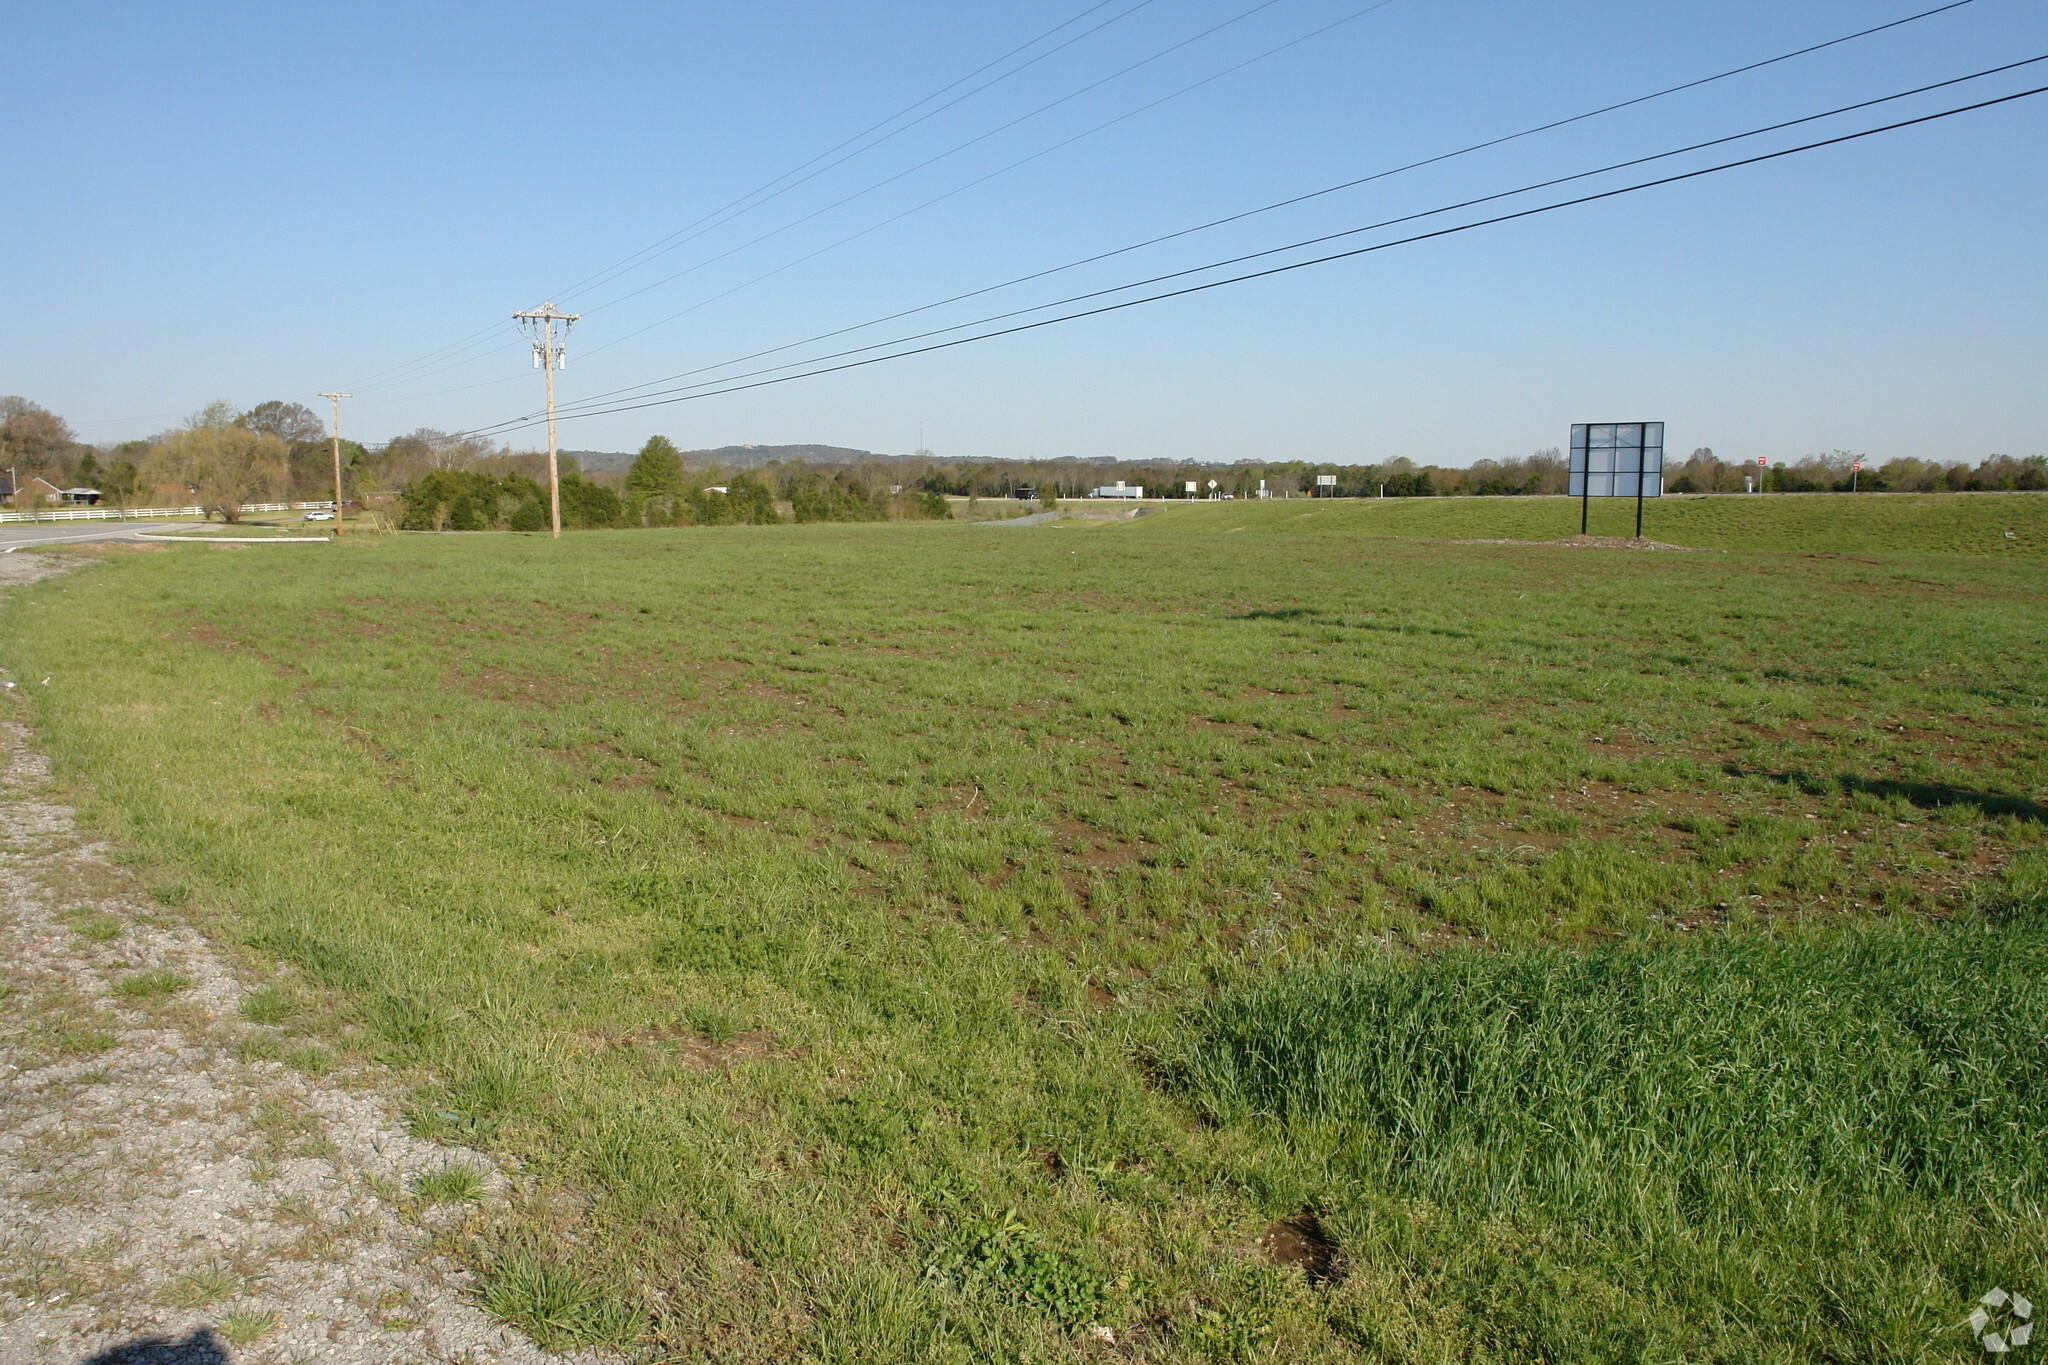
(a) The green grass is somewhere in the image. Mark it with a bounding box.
[1154,489,2048,555]
[214,1307,277,1347]
[112,969,190,1000]
[161,1262,242,1310]
[5,497,2046,1361]
[237,983,297,1024]
[412,1164,486,1203]
[1175,903,2048,1358]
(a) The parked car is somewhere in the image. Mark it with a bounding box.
[304,510,335,521]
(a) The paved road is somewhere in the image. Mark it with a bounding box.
[0,521,224,551]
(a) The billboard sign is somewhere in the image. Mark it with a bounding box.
[1568,423,1665,499]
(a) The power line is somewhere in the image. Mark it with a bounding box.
[340,0,1328,404]
[570,0,1406,364]
[346,0,1979,410]
[458,82,2048,438]
[341,0,1155,395]
[563,0,1322,321]
[542,53,2048,414]
[553,0,1165,304]
[542,32,2027,424]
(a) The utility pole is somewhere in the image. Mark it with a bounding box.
[318,392,352,535]
[514,302,580,539]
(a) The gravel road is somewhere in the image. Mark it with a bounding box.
[0,553,575,1365]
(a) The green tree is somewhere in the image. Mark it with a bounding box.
[144,406,288,523]
[0,396,75,478]
[624,435,685,527]
[103,461,140,506]
[624,435,684,498]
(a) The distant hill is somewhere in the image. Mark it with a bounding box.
[686,444,891,468]
[562,444,895,475]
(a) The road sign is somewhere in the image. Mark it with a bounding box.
[1758,456,1768,466]
[1852,462,1862,471]
[1315,475,1337,486]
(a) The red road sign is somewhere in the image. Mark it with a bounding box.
[1757,456,1768,466]
[1853,462,1862,471]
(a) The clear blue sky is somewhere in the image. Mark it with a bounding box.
[7,0,2044,466]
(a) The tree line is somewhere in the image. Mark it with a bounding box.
[395,437,954,531]
[6,395,2041,529]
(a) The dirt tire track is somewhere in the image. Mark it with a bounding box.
[0,553,577,1365]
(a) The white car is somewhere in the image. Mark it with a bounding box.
[304,510,336,522]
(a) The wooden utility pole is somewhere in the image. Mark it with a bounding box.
[513,303,580,539]
[318,392,351,535]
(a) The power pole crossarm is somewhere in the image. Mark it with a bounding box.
[318,392,352,536]
[513,303,581,540]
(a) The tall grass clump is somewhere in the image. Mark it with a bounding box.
[1179,911,2048,1355]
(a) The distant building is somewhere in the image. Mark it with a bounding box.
[1089,481,1143,499]
[61,487,102,506]
[7,476,67,506]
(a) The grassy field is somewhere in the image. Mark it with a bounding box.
[4,493,2045,1362]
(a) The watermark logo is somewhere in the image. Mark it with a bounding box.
[1970,1288,2034,1353]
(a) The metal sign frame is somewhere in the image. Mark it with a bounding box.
[1569,422,1665,537]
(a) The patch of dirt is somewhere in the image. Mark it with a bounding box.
[1445,535,1710,551]
[1259,1210,1346,1287]
[0,556,580,1365]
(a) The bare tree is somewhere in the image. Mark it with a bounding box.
[237,400,325,446]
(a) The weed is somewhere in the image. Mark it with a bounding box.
[238,984,297,1024]
[480,1255,639,1351]
[70,915,122,943]
[161,1261,241,1309]
[52,1026,117,1056]
[113,969,190,1001]
[928,1211,1107,1329]
[411,1165,486,1204]
[215,1308,276,1346]
[281,1045,333,1077]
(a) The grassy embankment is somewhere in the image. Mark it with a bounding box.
[3,493,2045,1362]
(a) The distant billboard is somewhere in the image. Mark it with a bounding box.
[1569,423,1665,498]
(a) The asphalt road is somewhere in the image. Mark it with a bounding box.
[0,521,225,551]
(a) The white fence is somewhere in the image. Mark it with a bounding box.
[0,501,334,525]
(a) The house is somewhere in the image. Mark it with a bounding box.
[6,476,66,507]
[60,487,101,506]
[1089,481,1143,499]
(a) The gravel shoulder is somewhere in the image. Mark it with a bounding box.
[0,553,571,1365]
